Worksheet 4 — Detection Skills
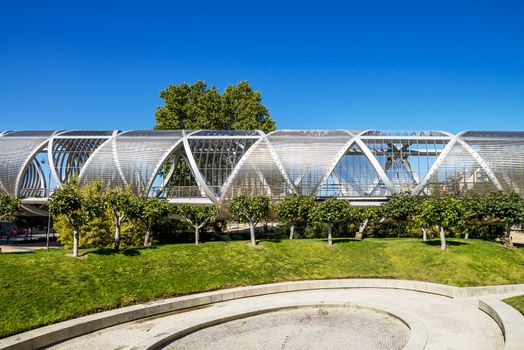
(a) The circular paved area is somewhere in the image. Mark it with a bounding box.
[49,288,504,350]
[165,306,410,350]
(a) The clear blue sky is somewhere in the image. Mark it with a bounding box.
[1,0,523,132]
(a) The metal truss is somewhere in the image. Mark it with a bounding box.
[0,129,523,215]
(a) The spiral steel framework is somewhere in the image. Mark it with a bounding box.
[1,129,523,215]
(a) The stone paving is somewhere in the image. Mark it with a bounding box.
[49,288,505,350]
[165,306,410,350]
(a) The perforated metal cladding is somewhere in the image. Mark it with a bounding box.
[188,138,258,197]
[221,138,293,201]
[0,133,54,195]
[52,137,108,184]
[461,133,524,195]
[319,143,387,197]
[267,130,353,196]
[19,159,46,198]
[2,129,524,207]
[79,132,184,194]
[420,141,498,195]
[362,138,448,194]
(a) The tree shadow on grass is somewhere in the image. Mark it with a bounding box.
[1,250,34,255]
[422,240,469,247]
[513,243,524,249]
[260,238,282,243]
[321,238,362,244]
[89,246,157,256]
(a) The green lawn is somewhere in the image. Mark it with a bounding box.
[504,295,524,315]
[1,238,524,338]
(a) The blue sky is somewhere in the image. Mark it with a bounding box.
[1,0,523,132]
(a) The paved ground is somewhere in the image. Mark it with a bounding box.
[50,288,505,350]
[166,307,410,350]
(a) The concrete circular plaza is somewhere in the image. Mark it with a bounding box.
[2,279,524,350]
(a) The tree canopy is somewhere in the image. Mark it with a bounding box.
[134,196,172,246]
[49,179,105,256]
[0,193,21,221]
[484,191,524,246]
[175,204,218,244]
[309,198,351,245]
[274,195,315,239]
[104,187,138,251]
[415,195,465,250]
[155,81,276,133]
[229,195,270,246]
[381,192,418,223]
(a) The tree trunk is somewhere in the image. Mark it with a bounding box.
[114,221,121,251]
[464,229,469,240]
[249,222,256,246]
[289,225,295,240]
[73,229,79,257]
[144,229,150,247]
[195,226,200,245]
[422,227,427,241]
[327,224,333,246]
[355,219,368,240]
[439,226,446,251]
[505,225,513,248]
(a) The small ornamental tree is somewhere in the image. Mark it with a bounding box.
[275,195,315,239]
[104,187,137,251]
[176,204,219,244]
[309,198,350,246]
[484,191,524,247]
[229,195,270,246]
[461,193,487,239]
[413,196,430,241]
[134,197,172,246]
[416,195,465,250]
[381,192,418,236]
[350,206,380,240]
[0,193,22,221]
[49,179,104,256]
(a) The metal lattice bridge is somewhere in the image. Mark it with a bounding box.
[0,129,523,215]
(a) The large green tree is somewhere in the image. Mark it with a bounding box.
[309,198,351,246]
[175,204,219,244]
[275,195,315,239]
[155,81,276,133]
[229,195,270,246]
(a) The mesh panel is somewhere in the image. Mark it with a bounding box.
[421,142,498,196]
[221,139,292,202]
[188,138,257,196]
[461,135,524,195]
[267,130,352,196]
[80,134,183,194]
[0,135,51,195]
[52,138,108,183]
[318,143,386,197]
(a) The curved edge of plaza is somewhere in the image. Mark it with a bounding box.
[2,279,524,350]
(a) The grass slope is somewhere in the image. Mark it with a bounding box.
[1,238,524,338]
[504,295,524,315]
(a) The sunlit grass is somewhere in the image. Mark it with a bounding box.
[504,294,524,315]
[1,238,523,338]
